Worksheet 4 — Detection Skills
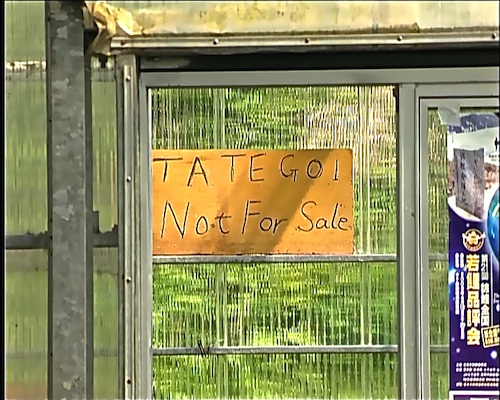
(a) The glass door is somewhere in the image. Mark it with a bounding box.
[418,86,499,400]
[148,85,399,400]
[126,69,498,400]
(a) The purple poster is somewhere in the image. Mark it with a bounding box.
[447,112,500,400]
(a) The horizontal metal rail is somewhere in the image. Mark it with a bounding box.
[112,31,499,55]
[6,345,449,359]
[7,233,449,264]
[6,231,118,250]
[152,344,449,356]
[6,348,118,359]
[6,232,48,250]
[6,225,118,250]
[153,253,448,264]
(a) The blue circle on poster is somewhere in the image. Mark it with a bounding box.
[487,187,499,261]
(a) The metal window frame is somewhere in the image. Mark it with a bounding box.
[152,254,447,264]
[116,65,499,400]
[396,83,420,400]
[139,67,498,87]
[398,83,499,400]
[116,55,153,400]
[114,31,500,55]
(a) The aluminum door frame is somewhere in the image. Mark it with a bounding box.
[415,84,499,400]
[117,64,498,400]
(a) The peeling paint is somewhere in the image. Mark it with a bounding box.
[54,189,69,203]
[69,130,80,139]
[63,382,72,391]
[54,205,73,221]
[53,14,68,21]
[56,26,68,39]
[68,50,83,57]
[53,79,69,92]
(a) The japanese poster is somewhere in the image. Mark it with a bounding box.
[447,111,500,400]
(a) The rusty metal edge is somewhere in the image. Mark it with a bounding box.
[110,31,499,55]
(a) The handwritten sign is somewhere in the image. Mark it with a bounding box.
[152,149,354,255]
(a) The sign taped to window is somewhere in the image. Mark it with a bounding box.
[152,149,354,256]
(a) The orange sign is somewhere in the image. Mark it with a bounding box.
[152,149,353,255]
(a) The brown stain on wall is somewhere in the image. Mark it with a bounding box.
[86,1,499,34]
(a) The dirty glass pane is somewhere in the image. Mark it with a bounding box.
[431,353,449,400]
[7,1,119,396]
[430,260,448,345]
[5,250,48,400]
[150,86,397,399]
[428,109,453,400]
[105,1,499,34]
[151,87,397,254]
[5,70,47,235]
[153,353,398,400]
[94,248,119,400]
[5,1,47,234]
[92,65,119,399]
[5,1,45,62]
[6,250,120,400]
[5,2,47,235]
[153,262,397,349]
[5,4,47,397]
[92,65,118,232]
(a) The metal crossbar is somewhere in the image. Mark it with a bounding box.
[6,348,118,359]
[6,233,449,264]
[152,253,448,264]
[152,344,449,356]
[6,212,117,250]
[6,230,118,249]
[5,345,449,359]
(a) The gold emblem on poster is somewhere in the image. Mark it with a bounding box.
[462,228,486,252]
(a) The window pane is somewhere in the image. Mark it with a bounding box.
[5,1,45,62]
[151,86,397,254]
[428,109,452,399]
[151,86,398,399]
[431,352,449,400]
[153,353,398,399]
[430,261,448,346]
[6,250,48,400]
[92,72,118,232]
[153,262,397,349]
[5,2,47,235]
[91,63,119,399]
[5,77,46,234]
[94,248,119,400]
